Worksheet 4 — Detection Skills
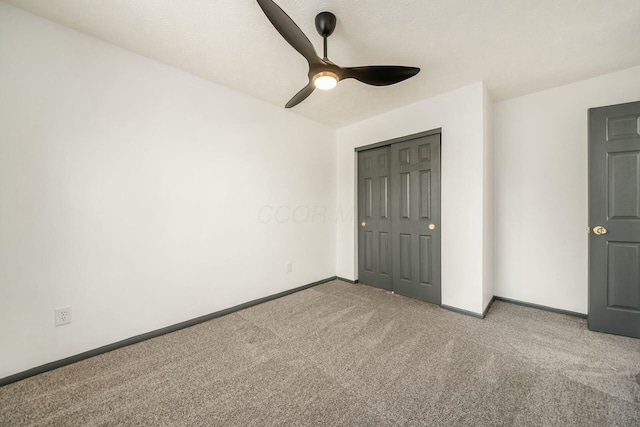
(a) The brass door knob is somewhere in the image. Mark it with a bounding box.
[428,223,436,230]
[361,221,366,227]
[593,226,608,235]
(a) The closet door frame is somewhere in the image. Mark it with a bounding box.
[355,128,442,301]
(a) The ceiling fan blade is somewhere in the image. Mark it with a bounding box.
[285,82,315,108]
[256,0,320,66]
[340,66,420,86]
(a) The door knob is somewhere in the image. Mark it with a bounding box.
[428,223,436,230]
[361,221,366,227]
[593,226,607,235]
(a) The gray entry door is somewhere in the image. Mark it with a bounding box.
[358,146,392,290]
[391,134,441,304]
[588,101,640,338]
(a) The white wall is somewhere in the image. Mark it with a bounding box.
[0,3,336,379]
[494,66,640,314]
[336,82,492,315]
[483,86,494,312]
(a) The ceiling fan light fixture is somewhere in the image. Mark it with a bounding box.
[313,71,338,90]
[257,1,420,107]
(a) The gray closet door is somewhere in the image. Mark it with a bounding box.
[391,134,441,304]
[588,101,640,338]
[358,146,392,290]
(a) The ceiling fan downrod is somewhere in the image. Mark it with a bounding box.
[315,12,336,60]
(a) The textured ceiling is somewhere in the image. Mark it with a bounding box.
[3,0,640,128]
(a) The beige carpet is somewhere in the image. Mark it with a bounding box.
[1,279,639,426]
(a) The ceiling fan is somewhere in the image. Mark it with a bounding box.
[256,0,420,108]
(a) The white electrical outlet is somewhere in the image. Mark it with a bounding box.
[55,306,72,326]
[286,262,293,273]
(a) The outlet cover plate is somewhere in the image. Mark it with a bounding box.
[55,306,72,326]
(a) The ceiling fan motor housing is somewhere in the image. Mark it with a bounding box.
[315,12,336,37]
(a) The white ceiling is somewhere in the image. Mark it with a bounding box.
[4,0,640,128]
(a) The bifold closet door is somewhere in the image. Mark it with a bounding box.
[390,134,441,304]
[357,146,392,290]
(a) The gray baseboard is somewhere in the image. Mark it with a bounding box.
[483,296,496,318]
[493,296,587,319]
[336,276,358,284]
[443,296,587,320]
[0,276,336,388]
[440,296,587,319]
[441,304,484,319]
